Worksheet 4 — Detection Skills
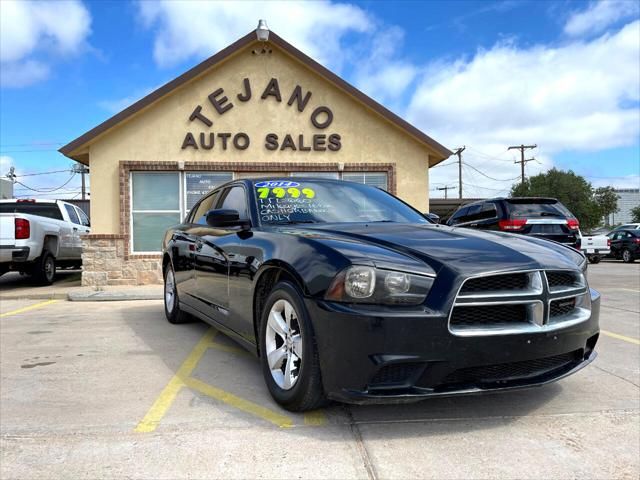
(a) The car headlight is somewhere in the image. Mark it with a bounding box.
[325,266,434,305]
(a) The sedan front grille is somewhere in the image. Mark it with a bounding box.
[450,269,590,336]
[550,298,576,317]
[450,304,528,327]
[369,363,423,387]
[438,351,580,388]
[546,271,582,291]
[461,273,529,294]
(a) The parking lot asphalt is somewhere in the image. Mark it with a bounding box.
[1,260,638,479]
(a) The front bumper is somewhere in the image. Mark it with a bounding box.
[307,289,600,404]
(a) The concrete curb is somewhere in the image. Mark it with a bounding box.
[0,293,70,301]
[67,289,163,302]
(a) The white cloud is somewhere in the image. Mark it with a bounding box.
[0,156,16,175]
[0,0,91,88]
[352,26,418,104]
[137,0,372,71]
[409,21,640,196]
[564,0,640,37]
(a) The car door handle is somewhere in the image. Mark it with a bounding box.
[73,227,78,231]
[469,223,478,227]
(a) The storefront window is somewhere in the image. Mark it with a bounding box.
[342,172,388,190]
[131,173,181,252]
[290,172,340,179]
[185,172,233,211]
[131,171,233,253]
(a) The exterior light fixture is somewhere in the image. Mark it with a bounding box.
[256,19,269,42]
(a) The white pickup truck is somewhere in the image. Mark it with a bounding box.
[0,199,90,284]
[580,231,611,264]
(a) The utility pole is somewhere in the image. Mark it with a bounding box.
[508,144,537,185]
[437,185,456,199]
[453,146,465,199]
[72,164,89,200]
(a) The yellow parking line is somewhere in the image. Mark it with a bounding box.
[207,340,253,357]
[601,330,640,346]
[134,328,218,433]
[184,377,293,428]
[0,299,58,318]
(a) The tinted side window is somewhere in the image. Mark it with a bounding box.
[449,207,469,225]
[190,192,219,225]
[465,204,482,222]
[217,187,248,219]
[0,202,64,220]
[65,204,81,224]
[479,202,498,219]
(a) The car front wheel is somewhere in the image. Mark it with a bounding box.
[260,281,325,412]
[164,263,191,324]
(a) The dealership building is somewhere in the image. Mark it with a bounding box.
[60,24,451,286]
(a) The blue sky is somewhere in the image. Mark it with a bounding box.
[1,0,638,199]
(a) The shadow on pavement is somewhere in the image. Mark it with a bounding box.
[122,301,563,438]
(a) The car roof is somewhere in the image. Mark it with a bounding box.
[0,198,62,203]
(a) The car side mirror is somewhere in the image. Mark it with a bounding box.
[205,209,251,230]
[424,212,440,224]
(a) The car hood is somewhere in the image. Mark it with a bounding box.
[274,223,584,276]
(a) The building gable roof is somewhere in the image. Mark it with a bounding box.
[59,30,452,164]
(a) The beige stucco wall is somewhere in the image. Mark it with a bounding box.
[87,42,436,234]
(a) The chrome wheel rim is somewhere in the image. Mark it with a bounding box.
[165,268,175,312]
[623,250,631,262]
[45,257,54,281]
[265,299,302,390]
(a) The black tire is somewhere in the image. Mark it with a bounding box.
[588,255,601,264]
[622,249,635,263]
[259,281,326,412]
[163,262,192,324]
[32,251,56,285]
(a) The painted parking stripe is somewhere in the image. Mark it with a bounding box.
[184,377,293,428]
[135,327,316,432]
[135,328,218,433]
[0,299,58,318]
[601,329,640,346]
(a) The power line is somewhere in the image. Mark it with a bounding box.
[466,146,513,162]
[14,173,76,193]
[462,161,520,182]
[13,169,73,177]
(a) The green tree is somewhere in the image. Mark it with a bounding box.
[510,168,617,231]
[631,206,640,223]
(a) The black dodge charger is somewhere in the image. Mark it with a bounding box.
[162,178,600,411]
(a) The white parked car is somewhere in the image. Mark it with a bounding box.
[0,199,90,284]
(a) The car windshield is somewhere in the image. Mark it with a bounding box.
[507,199,573,218]
[253,179,429,225]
